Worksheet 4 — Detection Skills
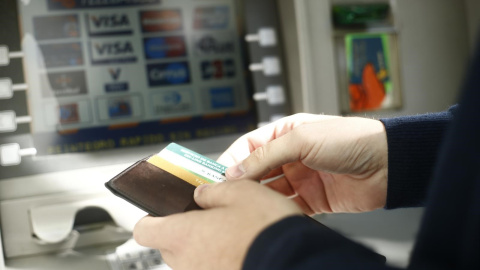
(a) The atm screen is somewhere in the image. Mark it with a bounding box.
[16,0,256,156]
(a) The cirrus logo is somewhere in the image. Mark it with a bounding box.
[147,62,190,86]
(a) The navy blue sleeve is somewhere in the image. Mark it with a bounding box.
[243,216,394,270]
[379,107,456,209]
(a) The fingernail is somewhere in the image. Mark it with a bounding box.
[226,163,246,178]
[194,184,210,198]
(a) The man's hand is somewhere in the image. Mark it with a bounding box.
[133,180,302,270]
[218,113,389,215]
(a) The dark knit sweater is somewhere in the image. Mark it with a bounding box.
[243,45,480,269]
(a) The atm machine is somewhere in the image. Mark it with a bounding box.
[0,0,290,269]
[0,0,478,269]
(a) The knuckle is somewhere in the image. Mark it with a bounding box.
[251,146,267,162]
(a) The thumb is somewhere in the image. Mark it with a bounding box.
[193,181,260,209]
[225,131,302,180]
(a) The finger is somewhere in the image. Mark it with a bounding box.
[263,177,296,197]
[217,136,277,168]
[194,180,261,209]
[291,195,315,216]
[260,167,284,181]
[218,114,335,168]
[133,215,183,250]
[216,121,284,166]
[225,131,304,181]
[217,144,250,167]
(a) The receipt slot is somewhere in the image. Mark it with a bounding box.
[0,190,145,258]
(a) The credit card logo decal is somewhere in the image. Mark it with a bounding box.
[90,39,137,64]
[140,10,183,33]
[59,103,80,124]
[47,0,161,10]
[87,12,133,36]
[210,86,235,109]
[41,71,88,97]
[34,14,80,40]
[152,90,194,114]
[194,6,229,30]
[194,33,235,56]
[147,62,190,87]
[105,68,129,93]
[144,36,187,59]
[108,98,132,118]
[38,42,84,68]
[201,59,235,80]
[109,68,122,81]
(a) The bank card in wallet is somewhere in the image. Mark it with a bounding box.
[105,143,227,217]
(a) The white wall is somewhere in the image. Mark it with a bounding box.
[281,0,471,117]
[465,0,480,52]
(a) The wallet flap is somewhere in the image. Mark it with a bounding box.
[105,159,201,217]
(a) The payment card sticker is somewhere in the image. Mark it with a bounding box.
[148,143,227,187]
[345,33,393,112]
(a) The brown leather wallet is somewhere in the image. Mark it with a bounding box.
[105,156,202,217]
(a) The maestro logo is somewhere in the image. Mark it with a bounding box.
[147,62,190,87]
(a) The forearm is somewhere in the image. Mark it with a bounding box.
[244,216,397,270]
[380,106,456,209]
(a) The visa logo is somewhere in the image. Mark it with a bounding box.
[147,62,190,86]
[90,39,137,64]
[92,14,129,27]
[88,13,133,36]
[95,42,133,55]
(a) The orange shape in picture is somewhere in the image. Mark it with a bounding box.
[349,63,386,111]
